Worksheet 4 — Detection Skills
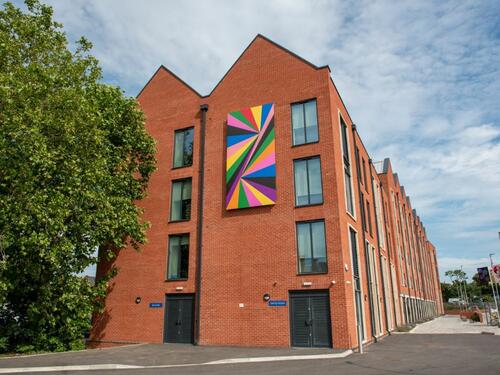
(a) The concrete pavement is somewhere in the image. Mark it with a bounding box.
[1,334,499,375]
[411,314,500,334]
[2,315,500,374]
[0,344,348,373]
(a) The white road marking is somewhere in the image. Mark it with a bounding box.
[204,351,353,364]
[0,350,352,373]
[0,364,141,373]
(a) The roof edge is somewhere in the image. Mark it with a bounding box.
[136,65,202,99]
[137,34,329,99]
[205,34,329,97]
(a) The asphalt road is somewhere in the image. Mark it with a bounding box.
[1,334,499,374]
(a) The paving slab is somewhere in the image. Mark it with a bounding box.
[411,314,500,334]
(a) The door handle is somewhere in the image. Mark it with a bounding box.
[176,320,182,326]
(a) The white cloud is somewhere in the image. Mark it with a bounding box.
[31,0,500,279]
[438,257,492,281]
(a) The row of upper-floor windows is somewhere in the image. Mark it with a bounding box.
[171,99,320,170]
[170,102,383,231]
[166,219,328,280]
[168,156,324,223]
[170,100,360,214]
[169,155,330,224]
[167,101,395,275]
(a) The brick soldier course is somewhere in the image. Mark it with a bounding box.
[91,35,444,350]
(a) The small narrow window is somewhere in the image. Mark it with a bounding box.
[373,180,386,248]
[360,192,367,231]
[362,158,368,187]
[170,179,192,221]
[293,157,323,206]
[340,115,350,164]
[344,165,354,215]
[167,234,189,279]
[173,128,194,168]
[296,220,327,274]
[367,200,373,236]
[291,99,318,146]
[340,114,354,216]
[355,147,363,186]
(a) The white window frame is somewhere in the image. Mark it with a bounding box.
[348,224,367,342]
[338,111,356,220]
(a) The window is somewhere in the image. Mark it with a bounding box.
[293,157,323,206]
[291,99,318,145]
[344,165,354,214]
[167,234,189,280]
[296,221,327,274]
[355,147,362,186]
[350,228,361,286]
[360,192,367,231]
[369,245,382,335]
[366,200,373,236]
[340,114,355,216]
[362,158,368,187]
[340,115,350,164]
[173,127,194,168]
[349,227,365,340]
[372,180,386,248]
[170,179,192,221]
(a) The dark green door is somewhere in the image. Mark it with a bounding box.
[290,291,332,347]
[164,294,194,344]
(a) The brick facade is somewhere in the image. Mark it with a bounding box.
[91,35,444,349]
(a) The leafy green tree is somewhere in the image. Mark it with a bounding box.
[470,273,493,301]
[441,282,458,302]
[0,0,155,352]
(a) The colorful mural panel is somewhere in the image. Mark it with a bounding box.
[226,103,276,210]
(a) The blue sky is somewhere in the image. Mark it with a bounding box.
[16,0,500,280]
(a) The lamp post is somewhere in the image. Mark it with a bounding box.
[489,253,499,314]
[460,265,469,308]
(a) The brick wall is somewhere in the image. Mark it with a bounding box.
[91,34,443,349]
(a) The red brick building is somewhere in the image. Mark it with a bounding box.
[91,35,444,349]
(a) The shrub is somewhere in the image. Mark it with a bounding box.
[470,312,481,322]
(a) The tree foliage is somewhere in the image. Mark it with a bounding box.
[441,270,493,305]
[0,0,156,352]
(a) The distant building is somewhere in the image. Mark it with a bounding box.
[92,35,444,349]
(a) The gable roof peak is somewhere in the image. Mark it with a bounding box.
[137,64,202,98]
[137,34,330,99]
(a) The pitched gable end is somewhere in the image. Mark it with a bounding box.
[137,65,202,99]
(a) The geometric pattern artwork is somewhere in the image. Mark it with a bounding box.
[226,103,276,210]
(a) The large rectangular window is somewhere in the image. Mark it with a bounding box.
[296,220,327,274]
[369,245,382,335]
[349,227,364,340]
[291,99,318,146]
[170,179,192,221]
[293,157,323,206]
[167,234,189,280]
[173,127,194,168]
